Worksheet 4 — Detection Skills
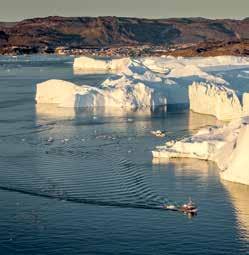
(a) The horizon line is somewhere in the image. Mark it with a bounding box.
[1,15,248,23]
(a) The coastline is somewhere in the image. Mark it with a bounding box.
[1,40,249,57]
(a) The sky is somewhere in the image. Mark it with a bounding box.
[1,0,249,22]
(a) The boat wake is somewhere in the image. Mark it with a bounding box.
[0,122,192,215]
[0,185,168,211]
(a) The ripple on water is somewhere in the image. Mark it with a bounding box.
[1,59,249,254]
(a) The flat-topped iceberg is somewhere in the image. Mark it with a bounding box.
[73,56,131,73]
[35,79,167,109]
[152,117,249,185]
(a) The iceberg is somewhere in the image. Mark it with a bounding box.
[152,117,249,185]
[140,55,249,77]
[73,55,249,78]
[73,56,131,73]
[73,55,249,80]
[35,79,167,109]
[221,124,249,185]
[189,82,249,121]
[243,93,249,116]
[37,55,249,114]
[72,55,249,109]
[36,79,102,107]
[152,119,240,162]
[189,82,242,121]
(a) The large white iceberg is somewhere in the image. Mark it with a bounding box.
[73,55,249,107]
[37,55,249,114]
[35,79,167,109]
[152,117,249,185]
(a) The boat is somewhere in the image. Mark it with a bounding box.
[162,198,198,215]
[179,198,198,214]
[151,130,166,137]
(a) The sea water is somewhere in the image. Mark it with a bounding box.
[0,55,248,255]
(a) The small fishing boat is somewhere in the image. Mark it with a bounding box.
[179,198,198,214]
[163,198,198,215]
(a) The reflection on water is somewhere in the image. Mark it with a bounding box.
[152,158,215,182]
[36,104,76,120]
[153,157,210,172]
[187,111,223,132]
[36,103,167,119]
[222,180,249,242]
[36,104,224,151]
[74,69,113,75]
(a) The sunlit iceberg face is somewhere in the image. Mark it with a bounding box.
[189,81,243,121]
[35,78,168,109]
[73,56,131,74]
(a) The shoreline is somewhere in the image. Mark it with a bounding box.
[1,41,249,58]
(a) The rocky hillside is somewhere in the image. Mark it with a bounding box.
[1,16,249,55]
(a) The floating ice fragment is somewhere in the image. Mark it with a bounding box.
[47,137,54,143]
[151,130,166,137]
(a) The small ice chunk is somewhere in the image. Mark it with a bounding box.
[47,137,54,143]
